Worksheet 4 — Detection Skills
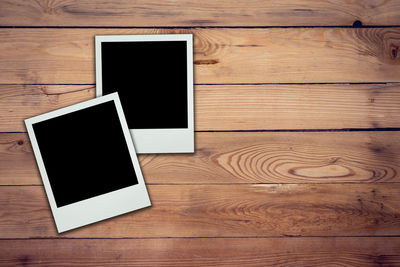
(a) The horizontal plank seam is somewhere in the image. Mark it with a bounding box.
[1,182,400,187]
[198,128,400,132]
[199,82,400,85]
[2,235,400,240]
[1,26,400,29]
[2,82,399,86]
[3,128,400,135]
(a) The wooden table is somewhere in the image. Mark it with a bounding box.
[1,1,400,266]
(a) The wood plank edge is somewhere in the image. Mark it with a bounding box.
[1,25,400,28]
[2,235,400,240]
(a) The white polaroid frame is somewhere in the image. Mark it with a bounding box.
[25,92,151,233]
[95,34,194,154]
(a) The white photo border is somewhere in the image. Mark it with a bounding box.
[95,34,194,154]
[25,92,151,233]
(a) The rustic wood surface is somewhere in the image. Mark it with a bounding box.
[1,184,400,238]
[1,84,400,132]
[1,0,400,27]
[1,132,399,185]
[0,28,400,84]
[0,0,400,265]
[1,238,400,266]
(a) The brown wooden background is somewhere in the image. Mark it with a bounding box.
[1,1,400,266]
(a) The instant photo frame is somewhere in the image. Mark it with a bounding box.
[95,34,194,154]
[25,93,151,233]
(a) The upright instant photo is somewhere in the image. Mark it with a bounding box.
[95,34,194,154]
[25,92,151,233]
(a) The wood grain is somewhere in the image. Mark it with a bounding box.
[2,83,400,132]
[1,0,400,27]
[1,28,400,84]
[0,184,400,238]
[0,184,399,238]
[1,1,399,265]
[1,132,399,185]
[0,85,94,132]
[1,237,399,266]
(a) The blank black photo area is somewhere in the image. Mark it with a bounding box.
[32,100,138,208]
[101,41,188,129]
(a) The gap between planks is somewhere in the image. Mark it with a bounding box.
[2,235,400,240]
[1,26,400,29]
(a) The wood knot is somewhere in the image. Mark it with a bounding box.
[352,20,363,28]
[390,44,399,59]
[194,59,219,65]
[18,255,30,266]
[17,140,24,145]
[369,145,383,154]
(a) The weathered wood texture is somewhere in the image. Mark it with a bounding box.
[1,132,399,185]
[1,28,399,84]
[0,184,399,238]
[1,83,400,132]
[1,0,400,27]
[1,1,400,264]
[1,237,399,266]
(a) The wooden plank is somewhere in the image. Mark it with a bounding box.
[0,184,399,238]
[0,133,38,185]
[2,84,400,132]
[1,0,400,27]
[1,131,399,185]
[1,237,399,266]
[0,85,94,132]
[1,28,399,84]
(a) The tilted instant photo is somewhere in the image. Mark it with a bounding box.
[25,92,151,233]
